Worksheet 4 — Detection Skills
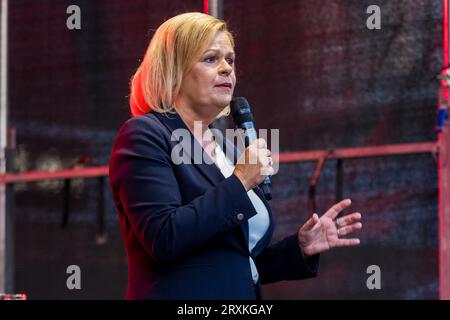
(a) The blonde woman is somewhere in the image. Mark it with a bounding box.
[109,12,362,300]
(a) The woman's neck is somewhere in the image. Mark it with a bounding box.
[174,104,217,141]
[174,104,218,161]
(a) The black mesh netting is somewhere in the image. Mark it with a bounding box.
[8,0,441,298]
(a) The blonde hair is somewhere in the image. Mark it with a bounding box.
[129,12,235,118]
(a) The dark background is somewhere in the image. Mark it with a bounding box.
[9,0,440,299]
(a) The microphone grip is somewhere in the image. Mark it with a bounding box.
[240,124,272,200]
[259,176,272,201]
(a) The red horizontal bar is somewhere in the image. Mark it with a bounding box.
[277,141,437,163]
[0,166,108,184]
[0,141,438,184]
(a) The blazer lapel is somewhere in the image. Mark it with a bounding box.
[152,111,224,186]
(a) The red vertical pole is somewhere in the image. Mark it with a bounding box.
[439,0,450,300]
[443,0,448,68]
[203,0,209,14]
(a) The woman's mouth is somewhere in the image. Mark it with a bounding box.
[215,83,232,92]
[215,85,231,91]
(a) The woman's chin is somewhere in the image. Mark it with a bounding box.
[213,96,232,108]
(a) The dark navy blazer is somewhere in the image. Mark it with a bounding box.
[108,111,319,300]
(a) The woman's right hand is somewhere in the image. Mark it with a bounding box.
[233,138,274,191]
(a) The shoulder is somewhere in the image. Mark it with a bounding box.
[118,112,165,135]
[111,112,174,155]
[115,112,172,143]
[109,113,173,191]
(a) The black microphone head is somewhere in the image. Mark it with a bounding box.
[230,98,272,200]
[230,97,254,125]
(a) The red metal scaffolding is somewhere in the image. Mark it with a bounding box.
[439,0,450,300]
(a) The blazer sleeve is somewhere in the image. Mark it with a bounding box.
[109,116,259,264]
[255,233,320,284]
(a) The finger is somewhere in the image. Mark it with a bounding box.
[337,222,362,236]
[313,213,319,223]
[259,153,271,166]
[303,213,319,231]
[335,238,360,247]
[247,145,259,164]
[257,147,270,154]
[323,198,352,219]
[256,138,267,148]
[337,212,362,227]
[256,148,270,157]
[260,166,274,176]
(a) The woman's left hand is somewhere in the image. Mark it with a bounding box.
[298,199,362,258]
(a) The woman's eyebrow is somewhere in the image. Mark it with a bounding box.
[203,49,235,56]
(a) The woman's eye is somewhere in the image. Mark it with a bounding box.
[204,56,234,66]
[205,56,216,63]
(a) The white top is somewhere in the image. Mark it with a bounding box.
[213,143,270,284]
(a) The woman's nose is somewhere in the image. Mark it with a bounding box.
[219,60,232,75]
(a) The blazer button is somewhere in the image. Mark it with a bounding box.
[236,213,245,221]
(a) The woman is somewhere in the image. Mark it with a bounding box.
[109,12,362,300]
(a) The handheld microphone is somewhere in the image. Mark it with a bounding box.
[230,97,272,201]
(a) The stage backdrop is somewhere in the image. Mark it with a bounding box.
[9,0,440,299]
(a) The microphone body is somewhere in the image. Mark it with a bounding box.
[230,97,272,200]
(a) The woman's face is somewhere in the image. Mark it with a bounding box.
[177,31,236,117]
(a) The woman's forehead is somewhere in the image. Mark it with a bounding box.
[204,32,234,53]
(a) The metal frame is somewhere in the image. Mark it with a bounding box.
[0,142,438,184]
[0,0,8,294]
[204,0,222,18]
[439,0,450,301]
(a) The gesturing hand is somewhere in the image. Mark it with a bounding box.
[298,199,362,258]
